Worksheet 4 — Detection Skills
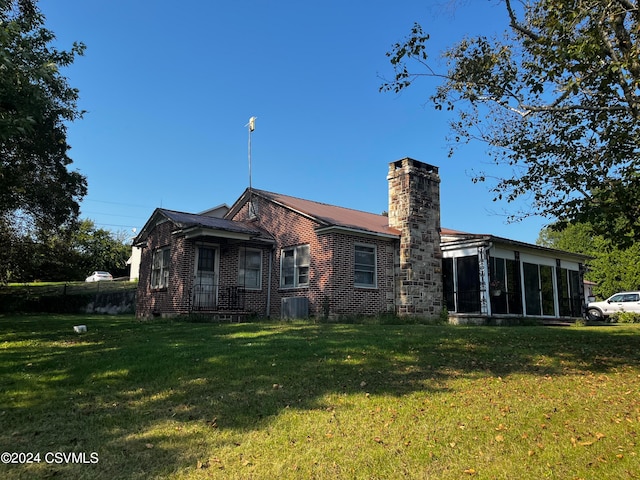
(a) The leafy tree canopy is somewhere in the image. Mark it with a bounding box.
[2,219,131,283]
[382,0,640,248]
[0,0,86,233]
[537,222,640,298]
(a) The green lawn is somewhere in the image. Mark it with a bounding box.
[1,315,638,479]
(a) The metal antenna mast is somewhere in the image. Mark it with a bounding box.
[247,117,256,189]
[246,116,257,217]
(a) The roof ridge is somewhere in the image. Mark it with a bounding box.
[253,188,387,218]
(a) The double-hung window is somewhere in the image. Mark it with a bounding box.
[280,244,310,288]
[354,244,376,288]
[151,247,170,289]
[238,247,262,290]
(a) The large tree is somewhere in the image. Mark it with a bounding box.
[537,222,640,297]
[3,219,131,283]
[1,0,86,235]
[382,0,640,247]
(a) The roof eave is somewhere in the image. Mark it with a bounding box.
[315,225,400,240]
[177,226,275,243]
[441,233,592,261]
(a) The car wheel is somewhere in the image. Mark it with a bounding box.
[586,308,604,321]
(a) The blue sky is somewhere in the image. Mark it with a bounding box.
[38,0,547,243]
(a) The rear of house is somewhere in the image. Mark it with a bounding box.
[134,157,588,322]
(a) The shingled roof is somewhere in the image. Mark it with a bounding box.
[240,189,402,238]
[134,208,274,245]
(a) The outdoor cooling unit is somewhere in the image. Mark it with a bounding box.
[281,297,309,319]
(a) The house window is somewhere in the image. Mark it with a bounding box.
[280,244,310,288]
[151,247,170,289]
[354,244,376,287]
[238,247,262,290]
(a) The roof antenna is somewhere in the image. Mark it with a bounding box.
[245,116,257,218]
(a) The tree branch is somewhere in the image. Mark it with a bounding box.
[504,0,540,41]
[595,8,640,117]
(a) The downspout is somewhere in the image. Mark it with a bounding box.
[265,246,274,318]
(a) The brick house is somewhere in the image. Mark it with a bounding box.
[134,157,589,321]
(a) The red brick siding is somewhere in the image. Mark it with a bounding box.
[328,233,396,315]
[217,242,271,315]
[231,195,396,317]
[136,216,274,318]
[136,220,194,317]
[138,196,397,319]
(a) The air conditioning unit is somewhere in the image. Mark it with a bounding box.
[281,297,309,319]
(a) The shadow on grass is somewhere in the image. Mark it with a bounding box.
[1,315,638,479]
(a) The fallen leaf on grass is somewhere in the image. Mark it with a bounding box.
[463,468,476,475]
[205,417,218,428]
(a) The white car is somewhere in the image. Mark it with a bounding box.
[85,271,113,282]
[586,291,640,321]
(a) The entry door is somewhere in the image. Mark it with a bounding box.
[194,246,217,310]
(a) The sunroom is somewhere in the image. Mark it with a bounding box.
[440,231,589,323]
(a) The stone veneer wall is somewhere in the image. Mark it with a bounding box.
[387,158,443,316]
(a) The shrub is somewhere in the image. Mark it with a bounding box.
[611,311,640,323]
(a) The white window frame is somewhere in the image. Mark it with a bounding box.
[354,243,377,288]
[280,244,310,288]
[151,247,170,289]
[238,247,262,290]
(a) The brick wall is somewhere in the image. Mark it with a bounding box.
[217,241,272,315]
[136,220,194,318]
[231,194,396,318]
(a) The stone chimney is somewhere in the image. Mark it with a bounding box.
[387,158,443,316]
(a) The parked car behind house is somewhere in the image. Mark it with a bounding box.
[85,271,113,282]
[586,291,640,321]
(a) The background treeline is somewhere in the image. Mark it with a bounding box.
[0,218,131,283]
[538,222,640,299]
